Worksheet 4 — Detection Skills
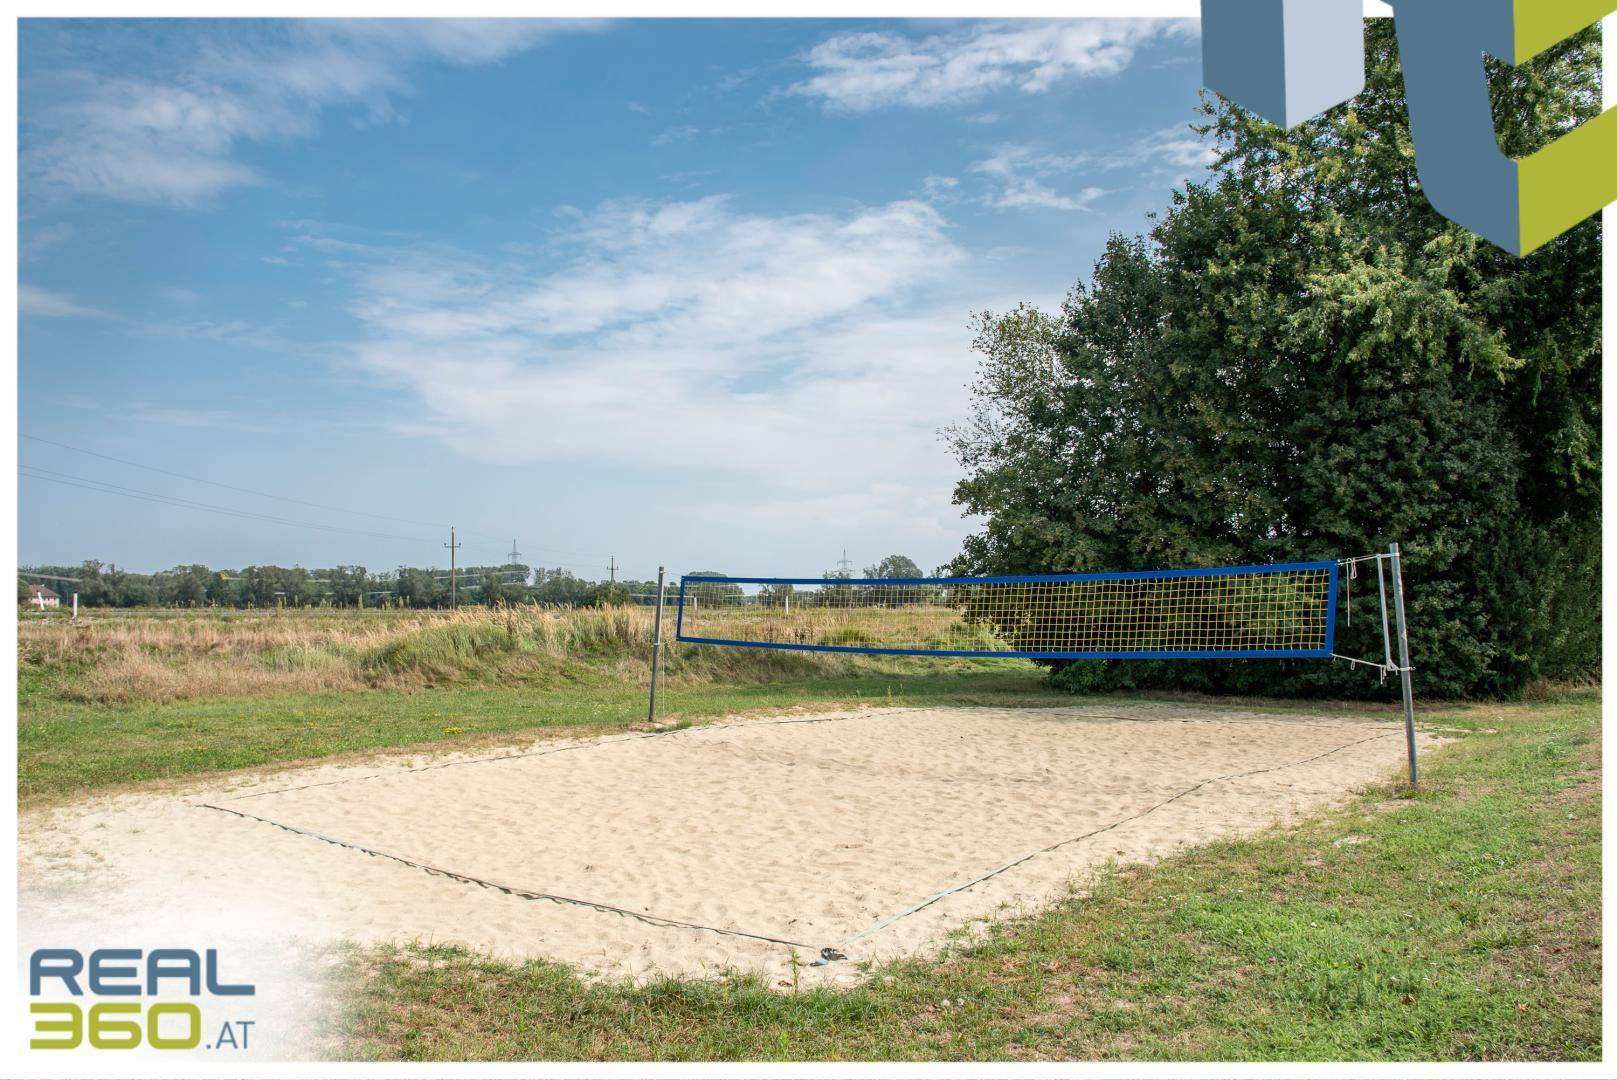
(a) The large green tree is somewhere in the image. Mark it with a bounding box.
[948,22,1601,699]
[865,554,924,579]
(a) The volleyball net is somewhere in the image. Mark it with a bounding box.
[675,561,1339,660]
[661,548,1417,782]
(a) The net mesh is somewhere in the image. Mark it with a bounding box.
[676,562,1337,659]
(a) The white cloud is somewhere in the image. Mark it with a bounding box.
[965,124,1213,212]
[20,223,76,261]
[652,124,703,146]
[790,19,1194,112]
[23,20,598,206]
[709,480,972,567]
[714,68,757,95]
[1099,125,1217,176]
[972,146,1108,212]
[349,196,962,348]
[18,284,109,319]
[330,196,993,538]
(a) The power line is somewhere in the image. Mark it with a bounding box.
[465,538,611,563]
[20,465,439,545]
[20,433,449,529]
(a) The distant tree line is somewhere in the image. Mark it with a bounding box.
[17,560,668,610]
[21,553,933,612]
[684,556,930,608]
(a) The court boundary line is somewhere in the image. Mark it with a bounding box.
[834,729,1402,952]
[197,719,1407,961]
[194,800,823,951]
[217,705,1395,803]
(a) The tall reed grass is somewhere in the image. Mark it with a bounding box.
[17,605,891,704]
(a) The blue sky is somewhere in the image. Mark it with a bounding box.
[19,18,1210,580]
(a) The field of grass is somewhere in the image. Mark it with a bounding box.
[682,599,1005,652]
[326,690,1600,1062]
[18,605,1057,801]
[16,608,1601,1061]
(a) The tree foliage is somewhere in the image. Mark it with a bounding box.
[948,23,1601,699]
[865,554,924,579]
[16,559,669,611]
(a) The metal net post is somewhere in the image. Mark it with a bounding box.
[1388,542,1418,786]
[648,566,666,724]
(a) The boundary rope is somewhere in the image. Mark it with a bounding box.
[832,728,1402,953]
[199,712,1409,962]
[194,800,821,952]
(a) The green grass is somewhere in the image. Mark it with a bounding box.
[18,660,1059,801]
[320,690,1600,1062]
[16,608,1600,1060]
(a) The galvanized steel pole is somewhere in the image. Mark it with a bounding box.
[1388,543,1418,786]
[648,566,667,725]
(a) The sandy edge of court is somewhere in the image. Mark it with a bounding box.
[19,703,1443,1011]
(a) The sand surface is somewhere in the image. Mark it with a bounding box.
[20,703,1437,1003]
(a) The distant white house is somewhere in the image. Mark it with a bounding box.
[26,585,60,609]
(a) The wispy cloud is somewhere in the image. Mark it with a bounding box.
[652,124,704,146]
[714,68,757,94]
[789,19,1194,112]
[23,20,599,207]
[109,400,369,436]
[321,195,988,533]
[972,146,1107,212]
[1098,124,1217,176]
[20,223,76,261]
[965,123,1212,212]
[135,318,281,350]
[19,284,110,319]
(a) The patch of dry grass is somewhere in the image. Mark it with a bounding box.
[17,605,907,705]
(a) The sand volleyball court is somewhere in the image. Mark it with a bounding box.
[20,704,1436,987]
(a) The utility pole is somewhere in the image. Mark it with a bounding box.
[508,539,522,565]
[609,556,617,584]
[837,549,853,575]
[444,526,461,608]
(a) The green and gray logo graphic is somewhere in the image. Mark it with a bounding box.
[1202,0,1616,256]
